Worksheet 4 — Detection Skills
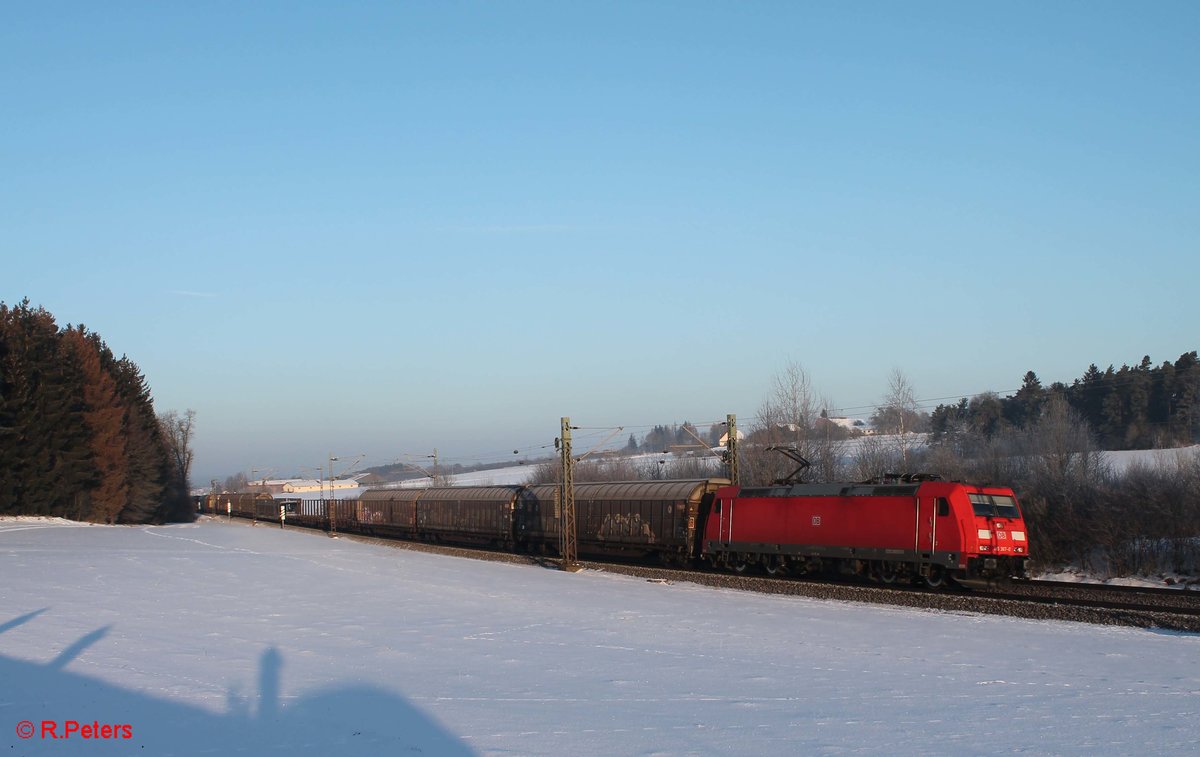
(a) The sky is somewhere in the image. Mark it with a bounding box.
[3,2,1198,485]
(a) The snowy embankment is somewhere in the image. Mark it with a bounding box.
[389,442,1200,489]
[4,516,1197,756]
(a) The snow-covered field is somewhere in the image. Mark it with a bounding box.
[5,516,1197,756]
[1104,444,1200,474]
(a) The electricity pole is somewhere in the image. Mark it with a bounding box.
[328,454,337,535]
[559,417,579,572]
[726,413,739,486]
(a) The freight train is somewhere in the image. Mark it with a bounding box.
[201,475,1030,587]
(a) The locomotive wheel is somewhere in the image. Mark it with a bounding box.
[764,556,786,576]
[876,562,899,584]
[924,565,947,589]
[732,558,750,574]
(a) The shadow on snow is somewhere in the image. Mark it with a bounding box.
[2,609,474,756]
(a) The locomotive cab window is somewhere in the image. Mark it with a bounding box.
[936,497,950,517]
[968,493,1021,518]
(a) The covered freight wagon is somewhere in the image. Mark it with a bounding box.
[520,479,729,562]
[357,488,423,538]
[413,486,523,549]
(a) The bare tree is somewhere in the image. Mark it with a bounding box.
[745,361,828,484]
[848,434,900,481]
[223,471,249,492]
[871,368,928,471]
[1024,394,1104,484]
[757,361,820,437]
[159,409,196,493]
[809,431,848,483]
[156,409,197,522]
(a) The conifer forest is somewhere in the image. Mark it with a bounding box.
[0,299,194,523]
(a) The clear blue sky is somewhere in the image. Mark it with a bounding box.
[4,2,1197,484]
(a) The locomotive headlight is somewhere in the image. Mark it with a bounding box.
[1012,531,1026,541]
[977,529,992,539]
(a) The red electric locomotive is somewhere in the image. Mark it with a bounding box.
[699,474,1030,587]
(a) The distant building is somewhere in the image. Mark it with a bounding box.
[283,479,361,494]
[718,429,745,446]
[241,479,292,495]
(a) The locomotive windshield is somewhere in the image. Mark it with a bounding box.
[968,493,1021,518]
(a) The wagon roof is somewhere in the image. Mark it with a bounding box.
[420,485,523,502]
[360,485,522,503]
[529,478,729,503]
[358,488,425,502]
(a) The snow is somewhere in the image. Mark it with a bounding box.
[1103,445,1200,474]
[1036,568,1200,590]
[4,517,1198,756]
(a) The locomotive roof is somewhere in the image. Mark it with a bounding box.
[737,482,923,498]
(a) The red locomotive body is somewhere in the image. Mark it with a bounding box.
[700,478,1029,586]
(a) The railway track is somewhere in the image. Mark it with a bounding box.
[982,579,1200,617]
[214,516,1200,632]
[580,561,1200,633]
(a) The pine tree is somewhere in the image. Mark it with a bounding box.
[110,356,169,523]
[1122,357,1153,448]
[0,302,20,513]
[1174,351,1200,442]
[1149,360,1176,445]
[1071,363,1107,431]
[968,392,1005,438]
[1007,370,1046,429]
[63,326,129,522]
[929,398,970,438]
[0,302,94,517]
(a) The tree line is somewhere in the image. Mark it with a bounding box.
[0,299,195,523]
[930,353,1200,450]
